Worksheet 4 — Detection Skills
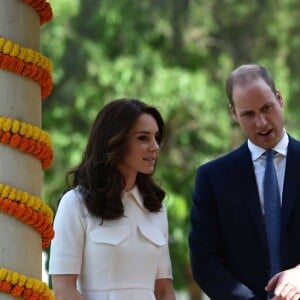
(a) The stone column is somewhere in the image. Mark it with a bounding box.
[0,0,42,298]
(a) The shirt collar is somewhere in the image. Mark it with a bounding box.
[248,128,288,161]
[123,185,147,211]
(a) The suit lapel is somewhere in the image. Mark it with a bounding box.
[233,143,268,250]
[282,137,300,228]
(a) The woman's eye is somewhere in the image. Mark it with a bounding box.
[137,135,148,141]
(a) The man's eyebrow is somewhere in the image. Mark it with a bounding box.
[240,110,253,115]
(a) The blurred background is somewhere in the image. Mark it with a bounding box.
[41,0,300,299]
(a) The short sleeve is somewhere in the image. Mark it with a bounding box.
[156,205,173,279]
[49,189,87,275]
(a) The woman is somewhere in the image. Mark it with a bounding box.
[49,98,176,300]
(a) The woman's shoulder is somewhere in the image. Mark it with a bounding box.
[58,187,87,214]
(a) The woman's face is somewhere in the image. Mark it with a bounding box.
[118,113,160,187]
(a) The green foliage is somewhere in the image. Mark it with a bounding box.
[42,0,300,296]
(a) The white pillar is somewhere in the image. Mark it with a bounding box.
[0,0,42,298]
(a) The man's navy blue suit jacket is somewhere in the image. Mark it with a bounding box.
[189,136,300,299]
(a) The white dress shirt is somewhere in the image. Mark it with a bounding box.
[49,186,173,300]
[248,130,288,214]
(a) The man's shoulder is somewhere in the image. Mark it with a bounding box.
[288,134,300,147]
[197,142,248,172]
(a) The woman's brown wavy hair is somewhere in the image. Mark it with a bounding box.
[64,98,165,219]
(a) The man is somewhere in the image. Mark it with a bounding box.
[189,64,300,299]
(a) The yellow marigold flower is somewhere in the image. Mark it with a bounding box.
[31,278,42,292]
[36,201,44,212]
[46,209,54,222]
[43,59,51,72]
[32,196,41,210]
[3,118,12,131]
[38,131,46,143]
[10,43,20,57]
[18,274,27,286]
[6,270,12,282]
[32,126,40,140]
[44,289,55,300]
[0,268,8,280]
[0,37,5,49]
[32,51,39,64]
[26,197,35,208]
[24,48,34,63]
[16,190,24,202]
[25,277,33,289]
[25,124,33,138]
[2,185,11,198]
[39,131,45,143]
[48,61,53,73]
[37,282,46,293]
[18,47,27,60]
[36,55,44,67]
[19,123,28,135]
[40,132,51,146]
[20,191,30,203]
[3,40,13,55]
[11,272,19,285]
[9,188,17,200]
[11,119,20,134]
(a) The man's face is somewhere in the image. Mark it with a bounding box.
[230,78,284,149]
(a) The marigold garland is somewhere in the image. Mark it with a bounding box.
[0,129,53,169]
[0,36,52,73]
[0,197,54,249]
[0,116,53,169]
[0,52,52,100]
[21,0,53,25]
[0,36,53,99]
[0,267,54,300]
[0,116,52,146]
[0,183,53,222]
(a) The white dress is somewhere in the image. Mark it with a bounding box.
[49,186,173,300]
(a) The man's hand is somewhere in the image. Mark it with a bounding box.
[265,265,300,300]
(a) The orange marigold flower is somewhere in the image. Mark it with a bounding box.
[14,203,26,218]
[11,285,24,297]
[9,134,21,148]
[1,55,13,69]
[23,288,33,299]
[1,131,11,144]
[15,60,25,73]
[7,201,18,215]
[1,281,12,293]
[19,137,29,151]
[27,139,37,154]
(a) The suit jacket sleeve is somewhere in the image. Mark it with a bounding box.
[189,166,262,300]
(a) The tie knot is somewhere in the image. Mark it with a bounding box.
[265,149,276,160]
